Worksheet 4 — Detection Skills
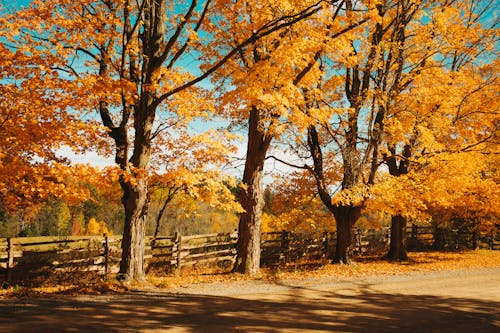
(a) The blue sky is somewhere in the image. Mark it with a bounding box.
[2,0,31,10]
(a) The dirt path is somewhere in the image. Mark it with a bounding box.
[1,267,499,332]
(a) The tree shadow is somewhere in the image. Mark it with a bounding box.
[0,282,498,332]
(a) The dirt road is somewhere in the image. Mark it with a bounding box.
[1,267,499,332]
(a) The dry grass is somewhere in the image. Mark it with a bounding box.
[1,250,499,297]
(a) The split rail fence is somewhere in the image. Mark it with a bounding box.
[1,226,497,284]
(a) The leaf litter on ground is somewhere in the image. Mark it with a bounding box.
[1,250,498,297]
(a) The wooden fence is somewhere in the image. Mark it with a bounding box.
[0,233,241,285]
[1,226,498,285]
[406,225,498,251]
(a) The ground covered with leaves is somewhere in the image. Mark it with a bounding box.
[150,250,500,289]
[1,250,499,297]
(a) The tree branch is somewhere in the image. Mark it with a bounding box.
[167,0,212,70]
[158,0,198,67]
[152,0,325,109]
[266,155,309,170]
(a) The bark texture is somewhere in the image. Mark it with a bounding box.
[119,178,149,280]
[235,106,272,276]
[386,215,408,261]
[385,144,412,261]
[333,205,361,264]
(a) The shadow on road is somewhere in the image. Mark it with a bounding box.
[1,281,499,333]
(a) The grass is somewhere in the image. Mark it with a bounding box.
[1,250,499,297]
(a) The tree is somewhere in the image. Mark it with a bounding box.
[368,0,499,260]
[287,0,393,264]
[86,217,112,236]
[214,0,329,276]
[4,0,335,281]
[24,199,72,236]
[209,0,368,275]
[147,128,241,246]
[71,212,85,236]
[0,12,99,213]
[0,165,125,237]
[288,0,498,264]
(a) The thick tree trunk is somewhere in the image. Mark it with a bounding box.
[305,125,362,264]
[236,167,265,276]
[119,177,149,281]
[333,205,361,264]
[235,106,271,276]
[385,145,412,261]
[115,0,164,282]
[386,214,408,261]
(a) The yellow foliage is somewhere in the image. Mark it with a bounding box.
[1,0,497,244]
[367,150,500,228]
[86,218,112,236]
[265,171,336,233]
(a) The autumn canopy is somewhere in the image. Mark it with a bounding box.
[0,0,498,281]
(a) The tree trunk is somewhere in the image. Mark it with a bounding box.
[119,177,149,281]
[386,214,408,261]
[305,125,362,265]
[235,107,271,276]
[333,205,361,264]
[385,145,412,261]
[236,167,265,276]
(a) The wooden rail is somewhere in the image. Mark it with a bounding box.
[1,226,498,284]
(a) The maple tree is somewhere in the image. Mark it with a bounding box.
[85,217,112,236]
[2,0,340,281]
[0,12,101,213]
[280,0,499,264]
[147,128,241,246]
[208,0,373,275]
[277,0,391,264]
[366,0,499,260]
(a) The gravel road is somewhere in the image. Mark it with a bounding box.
[1,267,499,332]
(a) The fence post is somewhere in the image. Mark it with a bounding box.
[322,231,329,258]
[411,224,417,240]
[280,230,289,264]
[472,228,478,250]
[103,234,109,277]
[7,238,13,283]
[453,229,459,250]
[175,232,182,276]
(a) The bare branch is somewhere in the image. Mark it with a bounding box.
[266,155,309,170]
